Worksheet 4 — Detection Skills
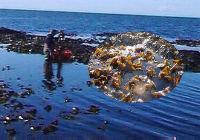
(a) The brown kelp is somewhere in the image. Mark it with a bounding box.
[89,32,184,102]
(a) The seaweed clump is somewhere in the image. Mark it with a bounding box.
[88,32,184,102]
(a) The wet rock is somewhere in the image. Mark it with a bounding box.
[59,111,75,120]
[62,114,75,120]
[12,102,24,110]
[19,113,35,121]
[178,50,200,72]
[64,97,72,103]
[0,96,9,104]
[86,80,93,87]
[71,107,80,115]
[42,121,58,134]
[44,105,52,112]
[26,108,37,116]
[43,125,57,134]
[87,105,100,114]
[0,27,25,35]
[171,39,200,47]
[30,125,42,131]
[19,88,34,98]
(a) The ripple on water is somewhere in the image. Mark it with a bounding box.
[0,48,200,139]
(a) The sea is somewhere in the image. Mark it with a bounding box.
[0,9,200,139]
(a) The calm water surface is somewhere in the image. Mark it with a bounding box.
[0,48,200,139]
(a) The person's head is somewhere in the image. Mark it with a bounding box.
[59,30,64,34]
[49,29,57,36]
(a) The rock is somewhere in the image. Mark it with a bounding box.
[0,96,9,104]
[71,107,80,115]
[26,108,37,116]
[30,125,42,131]
[59,111,75,120]
[87,105,100,114]
[64,97,72,103]
[0,27,25,35]
[0,27,97,64]
[19,88,34,98]
[43,124,57,134]
[171,39,200,47]
[178,50,200,72]
[0,27,199,71]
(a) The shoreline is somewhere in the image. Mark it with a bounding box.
[0,27,200,72]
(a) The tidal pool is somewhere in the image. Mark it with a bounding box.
[0,48,200,139]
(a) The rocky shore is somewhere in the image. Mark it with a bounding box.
[0,27,199,72]
[0,27,103,64]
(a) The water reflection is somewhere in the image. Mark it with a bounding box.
[43,60,63,91]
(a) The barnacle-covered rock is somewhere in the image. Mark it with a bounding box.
[89,32,184,102]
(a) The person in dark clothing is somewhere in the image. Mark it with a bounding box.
[43,30,57,61]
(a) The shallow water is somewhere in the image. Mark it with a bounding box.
[0,48,200,139]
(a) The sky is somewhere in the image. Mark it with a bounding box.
[0,0,200,18]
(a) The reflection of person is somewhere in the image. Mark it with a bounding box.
[43,30,57,61]
[56,61,63,87]
[43,61,55,91]
[43,60,64,91]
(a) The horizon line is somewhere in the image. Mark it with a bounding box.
[1,8,200,19]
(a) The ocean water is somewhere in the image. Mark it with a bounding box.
[0,9,200,139]
[0,9,200,39]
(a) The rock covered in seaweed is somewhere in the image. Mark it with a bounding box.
[88,32,184,102]
[0,27,199,71]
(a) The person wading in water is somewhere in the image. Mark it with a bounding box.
[43,30,64,90]
[43,30,57,61]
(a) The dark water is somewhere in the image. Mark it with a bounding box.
[0,9,200,39]
[0,9,200,139]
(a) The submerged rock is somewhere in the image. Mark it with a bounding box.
[43,124,57,134]
[87,105,100,114]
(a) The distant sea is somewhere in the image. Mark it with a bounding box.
[0,9,200,40]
